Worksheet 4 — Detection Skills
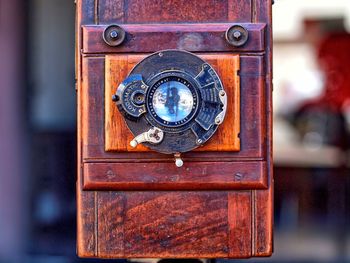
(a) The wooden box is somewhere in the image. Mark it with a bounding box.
[76,0,273,259]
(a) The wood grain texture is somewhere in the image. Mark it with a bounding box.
[228,191,252,257]
[77,0,273,259]
[83,161,268,190]
[97,0,254,24]
[105,53,240,153]
[97,192,126,257]
[82,55,265,160]
[99,0,228,24]
[228,0,252,22]
[253,189,273,256]
[96,192,230,258]
[82,23,266,54]
[77,190,96,257]
[98,0,125,24]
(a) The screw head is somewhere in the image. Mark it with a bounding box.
[233,31,242,40]
[109,30,119,39]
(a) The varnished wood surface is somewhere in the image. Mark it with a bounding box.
[77,0,273,259]
[79,191,260,258]
[83,161,267,190]
[105,54,240,153]
[228,192,252,257]
[82,23,266,54]
[83,55,265,160]
[97,0,252,24]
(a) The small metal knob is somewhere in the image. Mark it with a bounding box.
[103,24,126,47]
[174,153,183,168]
[225,25,249,47]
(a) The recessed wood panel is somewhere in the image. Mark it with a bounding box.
[82,55,264,160]
[105,54,240,152]
[96,191,231,258]
[97,0,253,24]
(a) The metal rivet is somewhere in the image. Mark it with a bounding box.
[235,173,243,181]
[220,90,226,97]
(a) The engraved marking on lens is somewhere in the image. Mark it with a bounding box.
[147,76,199,128]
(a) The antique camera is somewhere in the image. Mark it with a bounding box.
[77,0,273,259]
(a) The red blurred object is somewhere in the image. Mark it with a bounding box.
[293,33,350,150]
[305,33,350,111]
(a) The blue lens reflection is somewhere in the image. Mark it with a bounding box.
[152,81,194,122]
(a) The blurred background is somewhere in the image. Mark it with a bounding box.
[0,0,349,262]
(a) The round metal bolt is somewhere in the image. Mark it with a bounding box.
[215,117,221,125]
[175,158,184,168]
[220,90,226,97]
[197,139,203,145]
[233,31,242,40]
[112,94,119,102]
[109,30,119,39]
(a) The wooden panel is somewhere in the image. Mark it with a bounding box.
[228,0,252,22]
[82,55,264,159]
[98,0,125,24]
[98,0,228,24]
[79,0,95,24]
[77,190,96,257]
[253,189,273,256]
[105,53,240,152]
[228,191,252,257]
[96,191,230,258]
[83,161,267,190]
[82,23,266,54]
[97,192,126,257]
[82,57,105,149]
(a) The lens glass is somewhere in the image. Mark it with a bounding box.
[152,81,194,122]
